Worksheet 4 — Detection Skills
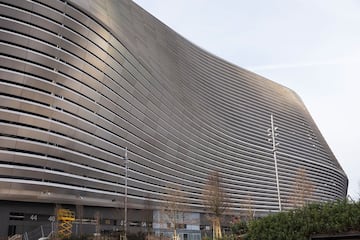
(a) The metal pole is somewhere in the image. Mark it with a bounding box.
[124,147,128,240]
[270,114,282,211]
[41,225,44,238]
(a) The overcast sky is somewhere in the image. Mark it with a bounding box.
[133,0,360,199]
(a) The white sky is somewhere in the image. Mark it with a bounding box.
[133,0,360,199]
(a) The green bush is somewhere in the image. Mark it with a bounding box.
[247,199,360,240]
[231,219,248,235]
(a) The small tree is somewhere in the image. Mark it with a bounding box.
[94,211,101,240]
[161,185,187,240]
[288,168,314,208]
[203,171,230,239]
[230,195,253,238]
[245,194,255,222]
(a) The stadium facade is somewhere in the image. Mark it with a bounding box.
[0,0,347,238]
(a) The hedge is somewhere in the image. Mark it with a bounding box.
[245,199,360,240]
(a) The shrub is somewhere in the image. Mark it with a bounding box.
[247,199,360,240]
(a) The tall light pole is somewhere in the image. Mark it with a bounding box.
[267,114,282,211]
[124,147,128,240]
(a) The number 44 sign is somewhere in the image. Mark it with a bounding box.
[28,214,56,221]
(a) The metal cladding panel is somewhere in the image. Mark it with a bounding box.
[0,0,347,213]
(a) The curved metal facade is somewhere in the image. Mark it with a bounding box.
[0,0,347,215]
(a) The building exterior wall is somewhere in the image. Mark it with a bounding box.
[0,0,347,236]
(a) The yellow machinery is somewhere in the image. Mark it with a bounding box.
[57,208,75,238]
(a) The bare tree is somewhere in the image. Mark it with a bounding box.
[203,171,230,240]
[161,185,187,240]
[94,211,101,240]
[244,194,255,222]
[288,168,314,208]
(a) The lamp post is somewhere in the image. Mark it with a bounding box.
[124,147,128,240]
[267,114,282,211]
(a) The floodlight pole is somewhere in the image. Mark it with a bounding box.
[124,147,128,240]
[268,114,282,211]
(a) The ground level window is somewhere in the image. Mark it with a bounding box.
[8,225,16,236]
